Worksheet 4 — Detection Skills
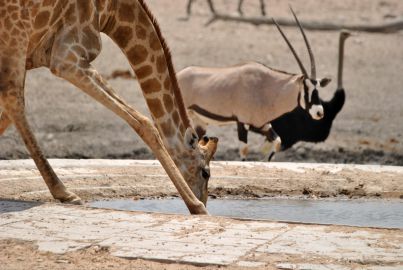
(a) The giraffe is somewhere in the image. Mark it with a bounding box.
[0,0,219,215]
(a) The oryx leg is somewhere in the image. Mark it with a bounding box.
[261,123,281,161]
[237,122,249,161]
[50,50,207,214]
[0,110,12,135]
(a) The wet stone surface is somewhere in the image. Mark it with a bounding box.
[90,197,403,229]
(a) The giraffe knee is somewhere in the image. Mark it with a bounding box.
[0,87,25,114]
[50,60,73,78]
[136,118,163,146]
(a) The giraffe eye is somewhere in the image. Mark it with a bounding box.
[201,167,210,180]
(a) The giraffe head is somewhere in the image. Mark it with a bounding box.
[182,127,218,206]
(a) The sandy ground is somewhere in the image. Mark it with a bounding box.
[0,0,403,165]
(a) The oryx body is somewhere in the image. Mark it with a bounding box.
[180,62,303,129]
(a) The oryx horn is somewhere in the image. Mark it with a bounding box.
[289,5,316,79]
[272,18,308,78]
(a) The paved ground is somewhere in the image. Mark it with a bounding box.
[0,160,403,269]
[1,200,402,269]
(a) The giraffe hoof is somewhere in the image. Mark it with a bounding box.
[59,192,83,205]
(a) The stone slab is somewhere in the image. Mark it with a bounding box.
[0,200,402,269]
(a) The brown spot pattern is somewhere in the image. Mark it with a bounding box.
[146,98,165,119]
[172,111,180,126]
[163,76,171,91]
[43,0,53,6]
[135,25,147,40]
[163,94,174,113]
[77,1,91,23]
[34,11,50,29]
[135,65,152,79]
[49,1,65,25]
[137,7,151,27]
[149,32,160,51]
[160,120,175,137]
[127,45,148,64]
[118,3,135,22]
[140,78,161,94]
[156,55,167,73]
[112,26,133,48]
[81,28,100,57]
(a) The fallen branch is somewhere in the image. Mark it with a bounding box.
[206,13,403,33]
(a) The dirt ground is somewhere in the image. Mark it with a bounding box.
[0,0,403,165]
[2,160,403,202]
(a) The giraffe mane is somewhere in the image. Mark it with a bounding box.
[137,0,190,129]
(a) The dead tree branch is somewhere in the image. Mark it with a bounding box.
[206,13,403,33]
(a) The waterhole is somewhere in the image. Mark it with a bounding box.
[90,198,403,229]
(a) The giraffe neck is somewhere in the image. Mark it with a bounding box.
[101,0,192,157]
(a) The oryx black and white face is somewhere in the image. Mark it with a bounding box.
[299,77,331,120]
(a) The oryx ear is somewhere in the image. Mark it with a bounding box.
[320,77,332,87]
[184,127,199,149]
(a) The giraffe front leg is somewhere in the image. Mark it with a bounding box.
[0,110,12,135]
[50,59,207,215]
[0,88,82,204]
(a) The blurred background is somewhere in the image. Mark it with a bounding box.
[1,0,402,165]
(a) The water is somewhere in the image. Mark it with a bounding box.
[90,198,403,229]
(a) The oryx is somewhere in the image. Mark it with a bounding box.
[271,30,352,151]
[178,7,331,160]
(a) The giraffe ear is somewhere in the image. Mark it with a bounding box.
[184,127,199,150]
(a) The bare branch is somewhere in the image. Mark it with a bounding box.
[205,13,403,33]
